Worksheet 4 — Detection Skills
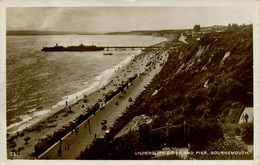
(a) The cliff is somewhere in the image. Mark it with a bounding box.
[79,24,253,159]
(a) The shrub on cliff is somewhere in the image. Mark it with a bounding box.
[226,81,247,102]
[188,89,208,109]
[190,135,252,160]
[187,119,223,151]
[139,123,152,149]
[151,129,166,148]
[214,87,227,100]
[219,101,233,117]
[240,122,253,144]
[210,98,224,115]
[79,132,141,159]
[208,84,218,98]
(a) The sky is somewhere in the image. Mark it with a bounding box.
[7,7,253,33]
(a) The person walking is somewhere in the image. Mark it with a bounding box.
[245,113,249,123]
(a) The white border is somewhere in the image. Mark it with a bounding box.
[0,0,259,165]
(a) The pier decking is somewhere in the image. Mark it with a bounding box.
[102,46,159,51]
[102,46,159,48]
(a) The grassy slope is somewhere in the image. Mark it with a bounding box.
[79,25,253,159]
[149,25,253,124]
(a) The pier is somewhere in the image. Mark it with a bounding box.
[42,44,160,52]
[102,46,160,51]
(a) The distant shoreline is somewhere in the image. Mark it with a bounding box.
[6,30,105,36]
[6,29,184,36]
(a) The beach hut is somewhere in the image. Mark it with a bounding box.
[69,121,76,128]
[78,114,85,123]
[53,131,60,142]
[45,135,54,148]
[34,138,48,156]
[63,123,72,132]
[58,128,66,137]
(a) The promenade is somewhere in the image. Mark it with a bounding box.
[39,51,168,159]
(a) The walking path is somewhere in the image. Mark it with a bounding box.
[237,107,253,153]
[238,107,253,124]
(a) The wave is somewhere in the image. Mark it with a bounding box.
[95,54,134,85]
[54,52,136,108]
[7,109,51,134]
[58,54,135,106]
[57,81,100,108]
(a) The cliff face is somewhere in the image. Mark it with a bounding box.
[147,25,253,125]
[79,25,253,159]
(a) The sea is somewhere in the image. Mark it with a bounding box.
[6,34,166,133]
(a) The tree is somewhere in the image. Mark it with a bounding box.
[226,81,247,102]
[194,25,201,32]
[232,23,239,28]
[187,119,223,151]
[241,122,253,144]
[139,123,151,149]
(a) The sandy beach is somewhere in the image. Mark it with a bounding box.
[7,41,169,159]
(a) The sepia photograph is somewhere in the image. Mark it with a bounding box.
[1,0,259,164]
